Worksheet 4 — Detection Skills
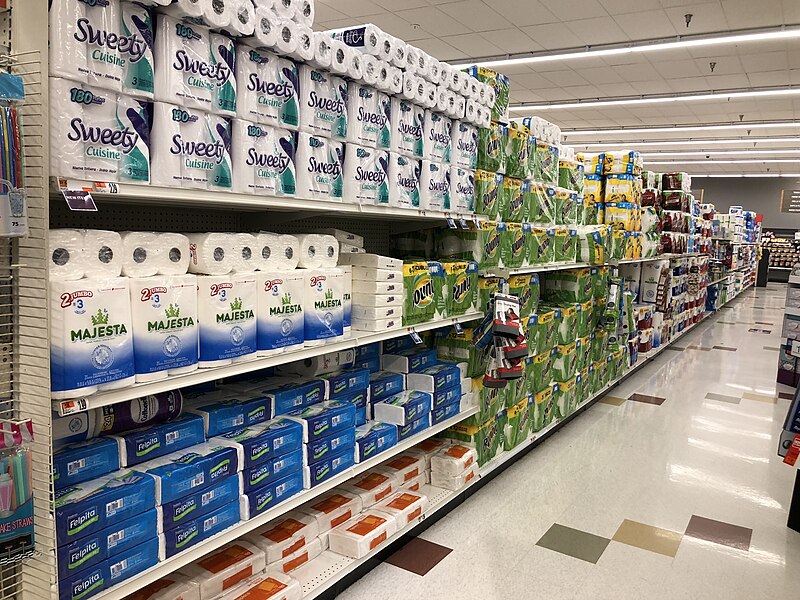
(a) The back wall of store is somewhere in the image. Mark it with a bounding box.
[692,177,800,229]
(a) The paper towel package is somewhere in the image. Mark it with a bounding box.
[423,110,452,164]
[298,65,348,138]
[390,97,423,158]
[160,473,242,532]
[346,82,391,148]
[151,102,232,190]
[387,153,422,209]
[232,120,297,196]
[450,166,475,213]
[50,277,135,399]
[256,271,305,354]
[421,160,451,211]
[374,491,427,529]
[196,273,258,367]
[303,269,344,343]
[343,144,390,205]
[236,45,300,128]
[451,121,477,169]
[50,78,151,183]
[295,132,344,201]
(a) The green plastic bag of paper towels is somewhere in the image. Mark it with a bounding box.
[402,260,438,326]
[504,398,529,451]
[500,222,527,269]
[474,170,502,219]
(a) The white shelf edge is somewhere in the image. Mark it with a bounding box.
[88,405,478,600]
[53,312,483,416]
[504,252,702,277]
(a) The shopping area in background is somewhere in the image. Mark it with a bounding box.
[46,2,763,600]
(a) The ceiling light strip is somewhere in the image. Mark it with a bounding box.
[562,122,800,137]
[646,159,800,165]
[640,150,800,158]
[575,137,800,149]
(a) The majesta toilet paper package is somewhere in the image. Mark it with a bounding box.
[232,120,296,196]
[299,65,348,139]
[196,273,258,367]
[295,132,344,201]
[303,269,345,343]
[343,145,389,205]
[257,271,305,355]
[236,45,300,129]
[390,97,423,158]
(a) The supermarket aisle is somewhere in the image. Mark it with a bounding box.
[339,284,800,599]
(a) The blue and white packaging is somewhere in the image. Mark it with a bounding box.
[235,45,300,129]
[286,401,356,443]
[355,422,398,462]
[406,363,461,392]
[423,110,452,163]
[347,82,391,148]
[231,120,297,197]
[452,121,477,169]
[55,470,156,546]
[213,417,304,469]
[111,413,206,467]
[381,336,418,354]
[306,446,355,488]
[160,502,240,558]
[356,343,380,360]
[186,392,270,437]
[369,371,405,402]
[432,384,462,410]
[160,473,242,532]
[256,271,305,355]
[381,348,437,373]
[306,427,356,466]
[356,355,381,373]
[142,443,241,505]
[372,390,433,426]
[240,469,305,520]
[390,97,423,158]
[299,65,348,139]
[54,437,120,491]
[53,410,97,448]
[57,509,160,579]
[303,269,345,342]
[244,447,305,492]
[432,400,461,425]
[397,413,431,441]
[257,378,326,416]
[337,388,369,426]
[196,274,258,367]
[319,367,370,400]
[343,144,390,205]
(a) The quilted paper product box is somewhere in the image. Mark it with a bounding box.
[328,511,398,559]
[111,414,205,468]
[300,490,363,533]
[432,399,461,425]
[243,511,319,564]
[373,390,433,426]
[340,469,399,508]
[240,470,306,520]
[285,401,356,443]
[373,491,428,529]
[185,392,271,437]
[430,444,477,477]
[257,379,326,416]
[217,572,301,600]
[269,537,322,574]
[318,368,371,400]
[179,541,266,600]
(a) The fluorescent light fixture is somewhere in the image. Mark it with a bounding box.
[510,88,800,112]
[563,122,800,137]
[641,150,800,158]
[647,159,800,165]
[450,27,800,69]
[576,137,800,149]
[693,174,800,178]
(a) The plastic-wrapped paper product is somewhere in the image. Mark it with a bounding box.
[474,170,502,219]
[552,226,577,263]
[605,174,640,203]
[661,171,691,192]
[465,65,509,124]
[605,202,640,232]
[505,124,530,179]
[477,121,506,173]
[610,230,628,260]
[534,140,559,185]
[577,225,609,265]
[528,226,554,265]
[507,273,539,317]
[581,152,605,176]
[558,159,584,193]
[500,222,527,269]
[640,206,660,233]
[526,182,551,225]
[604,150,642,176]
[499,176,524,223]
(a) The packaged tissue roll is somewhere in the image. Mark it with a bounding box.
[423,110,452,163]
[474,170,502,219]
[151,102,232,190]
[604,150,642,176]
[499,177,524,223]
[605,174,640,203]
[558,159,584,193]
[402,261,437,326]
[347,82,391,148]
[534,140,559,185]
[303,269,345,343]
[236,45,300,129]
[529,184,556,225]
[295,132,344,201]
[196,273,258,367]
[505,125,530,180]
[465,66,509,124]
[477,121,506,173]
[299,65,348,139]
[500,222,527,269]
[451,121,477,169]
[344,145,390,205]
[529,227,554,265]
[421,161,450,211]
[441,260,478,316]
[50,78,151,183]
[450,166,475,213]
[232,120,296,196]
[256,271,305,354]
[388,153,422,209]
[390,97,424,158]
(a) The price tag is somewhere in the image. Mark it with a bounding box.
[783,434,800,466]
[61,189,97,212]
[409,329,423,345]
[60,398,88,416]
[446,218,457,229]
[791,339,800,359]
[453,323,464,334]
[94,181,119,194]
[459,218,470,229]
[472,216,482,228]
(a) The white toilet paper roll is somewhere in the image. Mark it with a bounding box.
[275,18,299,56]
[272,0,296,21]
[203,0,233,29]
[465,99,477,124]
[388,66,403,95]
[378,35,394,64]
[348,52,364,81]
[468,77,480,101]
[375,60,391,92]
[251,6,279,47]
[413,78,427,105]
[460,73,471,96]
[446,66,460,92]
[402,72,417,101]
[436,86,449,113]
[455,96,466,120]
[428,60,442,86]
[330,40,351,75]
[362,54,379,86]
[83,230,123,278]
[164,0,205,19]
[290,25,315,62]
[312,32,333,70]
[390,38,407,69]
[486,86,496,109]
[120,231,159,278]
[254,232,278,270]
[296,0,314,27]
[157,233,191,275]
[49,229,86,281]
[295,234,339,269]
[232,233,259,272]
[327,24,383,57]
[188,232,234,275]
[437,63,449,87]
[424,81,438,109]
[279,234,301,269]
[227,0,256,36]
[414,51,430,81]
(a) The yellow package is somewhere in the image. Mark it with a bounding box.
[604,174,638,203]
[604,202,637,231]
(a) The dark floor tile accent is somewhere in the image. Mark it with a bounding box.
[754,321,774,325]
[536,524,611,564]
[779,392,795,400]
[686,344,712,351]
[628,393,666,405]
[712,346,737,352]
[717,320,737,324]
[598,395,626,406]
[748,328,772,334]
[384,537,452,576]
[665,346,684,351]
[741,392,777,403]
[763,346,781,351]
[704,392,741,404]
[685,515,752,551]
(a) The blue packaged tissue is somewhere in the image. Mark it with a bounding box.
[355,405,367,426]
[213,418,304,469]
[432,384,462,410]
[54,437,120,491]
[432,399,461,425]
[161,473,242,531]
[307,446,355,488]
[355,422,398,462]
[369,371,405,402]
[356,355,381,373]
[57,508,159,578]
[244,447,305,492]
[111,414,206,467]
[356,342,380,359]
[306,427,356,465]
[372,390,433,426]
[381,348,437,373]
[258,379,326,415]
[55,470,156,545]
[397,413,431,441]
[143,443,241,504]
[186,392,270,436]
[161,501,240,558]
[241,469,305,519]
[381,336,418,354]
[406,363,461,392]
[286,401,356,442]
[336,389,368,427]
[319,368,371,400]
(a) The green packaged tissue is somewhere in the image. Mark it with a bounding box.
[578,366,591,404]
[474,170,502,219]
[500,222,527,269]
[505,126,531,179]
[455,221,502,270]
[531,385,553,433]
[552,342,577,382]
[611,230,628,260]
[499,176,525,223]
[553,304,577,345]
[442,260,478,317]
[478,276,500,313]
[577,225,609,265]
[543,268,594,304]
[554,375,577,419]
[531,347,557,393]
[553,187,569,225]
[528,182,556,224]
[529,226,554,265]
[445,412,502,466]
[508,273,539,317]
[403,260,438,325]
[535,140,559,185]
[576,334,592,372]
[559,160,585,193]
[531,308,557,355]
[468,66,510,124]
[504,397,530,450]
[478,121,506,172]
[563,192,580,225]
[552,226,578,263]
[436,328,489,378]
[576,301,591,338]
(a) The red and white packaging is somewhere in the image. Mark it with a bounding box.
[430,444,477,477]
[373,491,428,528]
[328,511,398,559]
[268,538,322,574]
[379,453,425,483]
[179,541,266,599]
[430,461,478,491]
[299,490,363,533]
[244,512,320,563]
[340,469,399,507]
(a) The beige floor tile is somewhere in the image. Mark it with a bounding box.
[612,519,683,557]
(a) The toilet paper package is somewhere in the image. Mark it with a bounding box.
[158,233,191,275]
[232,120,297,196]
[151,102,232,190]
[343,145,390,205]
[50,278,135,399]
[257,270,305,354]
[303,269,344,343]
[327,24,385,57]
[236,45,300,128]
[50,78,151,183]
[161,500,241,558]
[347,83,391,148]
[299,65,348,139]
[53,437,120,492]
[119,232,159,278]
[95,389,183,436]
[295,234,339,269]
[423,111,452,164]
[49,229,87,281]
[255,232,301,271]
[295,132,344,201]
[390,97,423,158]
[53,411,97,448]
[82,229,124,278]
[129,274,198,382]
[452,121,477,169]
[231,233,259,273]
[342,264,352,334]
[420,161,451,211]
[196,273,258,367]
[387,153,422,209]
[111,413,205,468]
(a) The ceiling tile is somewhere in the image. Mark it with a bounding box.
[664,3,729,34]
[368,14,430,41]
[411,37,464,61]
[314,2,347,23]
[612,9,678,38]
[600,0,662,13]
[653,59,705,78]
[438,0,514,33]
[511,71,556,89]
[597,82,640,96]
[692,56,743,76]
[739,51,789,73]
[487,0,559,27]
[535,88,579,100]
[574,66,626,85]
[483,28,543,55]
[629,80,675,93]
[704,73,751,88]
[394,6,472,37]
[721,0,783,29]
[442,32,503,57]
[613,65,663,82]
[659,0,723,8]
[562,84,604,98]
[666,76,709,91]
[510,90,547,103]
[566,17,629,45]
[521,23,586,50]
[547,0,609,20]
[314,18,357,32]
[784,0,800,21]
[374,0,429,9]
[747,70,791,86]
[496,63,544,75]
[322,0,384,18]
[790,70,800,84]
[540,69,591,87]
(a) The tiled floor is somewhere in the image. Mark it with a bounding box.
[339,284,800,599]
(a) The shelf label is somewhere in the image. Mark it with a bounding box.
[446,218,457,229]
[459,218,470,229]
[61,189,97,212]
[59,398,88,416]
[453,323,464,334]
[783,434,800,466]
[409,329,423,345]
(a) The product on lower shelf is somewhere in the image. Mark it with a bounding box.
[373,490,429,529]
[355,421,399,462]
[218,571,302,600]
[340,469,400,508]
[124,572,199,600]
[379,453,426,485]
[244,512,320,564]
[160,501,241,558]
[299,490,363,533]
[179,541,266,600]
[430,461,479,491]
[328,511,398,559]
[430,444,478,477]
[269,537,323,574]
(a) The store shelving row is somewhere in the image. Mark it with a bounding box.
[500,252,702,277]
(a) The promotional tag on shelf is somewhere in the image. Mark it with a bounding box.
[409,329,423,345]
[472,216,482,229]
[453,323,464,334]
[60,189,97,212]
[59,398,88,416]
[459,218,470,229]
[446,218,457,229]
[93,181,119,194]
[783,434,800,466]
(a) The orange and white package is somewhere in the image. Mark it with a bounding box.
[373,491,429,529]
[409,437,450,468]
[378,453,425,484]
[299,490,363,533]
[430,444,478,477]
[268,538,322,574]
[220,572,302,600]
[402,470,427,493]
[127,573,199,600]
[340,469,400,507]
[430,461,479,491]
[179,541,266,600]
[328,511,398,559]
[244,512,320,563]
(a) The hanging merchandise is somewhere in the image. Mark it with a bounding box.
[0,421,35,562]
[0,75,26,237]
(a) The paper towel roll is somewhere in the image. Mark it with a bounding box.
[188,232,234,275]
[328,24,384,57]
[164,0,205,19]
[196,273,258,368]
[465,99,477,124]
[486,85,496,109]
[424,81,438,109]
[254,232,279,270]
[83,230,123,278]
[390,38,407,69]
[402,72,417,101]
[275,18,299,56]
[436,86,449,113]
[49,229,86,281]
[348,52,364,81]
[347,83,384,147]
[375,60,391,92]
[295,132,345,200]
[290,25,315,62]
[361,54,379,85]
[312,32,333,70]
[343,144,389,205]
[235,46,300,129]
[303,268,344,344]
[210,32,237,117]
[272,0,296,21]
[428,60,442,86]
[157,233,191,275]
[120,231,159,278]
[251,6,279,47]
[390,97,424,158]
[155,13,214,112]
[231,233,259,272]
[201,0,233,29]
[255,232,299,270]
[296,0,315,27]
[421,160,451,211]
[298,65,348,139]
[423,110,452,163]
[49,0,88,84]
[227,0,256,36]
[81,0,123,92]
[388,66,403,95]
[120,1,156,99]
[295,234,339,269]
[330,39,351,75]
[378,33,394,63]
[256,269,305,355]
[279,234,301,269]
